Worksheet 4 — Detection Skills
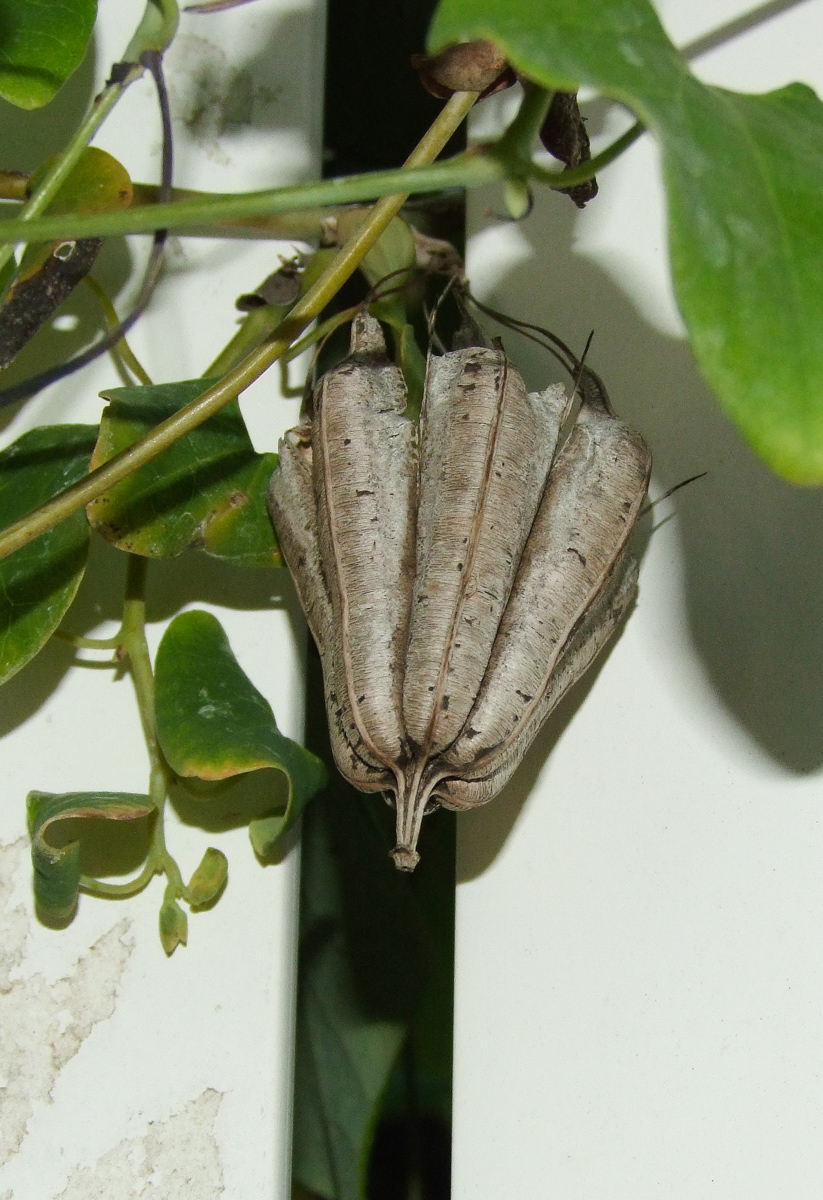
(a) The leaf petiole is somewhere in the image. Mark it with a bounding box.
[80,854,158,899]
[78,553,190,905]
[84,275,154,386]
[52,629,123,651]
[524,119,644,187]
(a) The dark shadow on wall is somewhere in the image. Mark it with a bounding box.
[455,633,609,883]
[479,177,823,774]
[0,38,98,174]
[456,147,823,874]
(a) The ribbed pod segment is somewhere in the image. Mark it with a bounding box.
[268,316,651,870]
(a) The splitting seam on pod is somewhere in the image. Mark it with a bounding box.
[268,310,651,871]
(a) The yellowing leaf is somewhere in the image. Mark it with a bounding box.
[154,610,326,855]
[0,148,132,368]
[27,790,154,921]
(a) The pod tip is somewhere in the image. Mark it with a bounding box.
[350,310,387,357]
[391,844,420,872]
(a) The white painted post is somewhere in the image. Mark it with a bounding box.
[0,3,325,1196]
[454,3,823,1196]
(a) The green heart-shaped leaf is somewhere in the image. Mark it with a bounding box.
[27,790,155,920]
[154,610,326,855]
[0,0,97,109]
[429,0,823,482]
[87,379,282,566]
[0,425,97,685]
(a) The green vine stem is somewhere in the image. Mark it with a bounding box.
[123,0,180,61]
[79,554,185,901]
[498,82,554,164]
[206,301,292,379]
[0,178,336,243]
[0,113,640,250]
[0,89,479,563]
[0,82,132,281]
[129,186,335,242]
[528,120,643,186]
[84,275,154,385]
[119,557,160,766]
[0,150,495,246]
[204,247,338,378]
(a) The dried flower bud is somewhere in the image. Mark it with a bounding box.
[235,257,304,311]
[269,314,651,870]
[540,91,598,208]
[411,41,514,100]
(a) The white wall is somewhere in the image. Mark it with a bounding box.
[0,3,324,1197]
[454,2,823,1196]
[6,3,823,1197]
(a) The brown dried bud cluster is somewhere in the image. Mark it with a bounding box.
[540,91,598,208]
[268,314,650,870]
[413,40,598,208]
[411,41,514,100]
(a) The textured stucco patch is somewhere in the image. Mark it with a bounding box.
[55,1089,225,1200]
[0,839,134,1157]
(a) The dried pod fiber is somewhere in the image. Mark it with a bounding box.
[269,315,651,870]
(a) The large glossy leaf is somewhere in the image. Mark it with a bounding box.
[0,425,96,685]
[154,610,326,855]
[0,0,97,109]
[0,148,133,369]
[87,379,282,566]
[27,790,154,920]
[429,0,823,483]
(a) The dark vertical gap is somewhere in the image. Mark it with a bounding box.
[291,3,464,1199]
[323,0,464,177]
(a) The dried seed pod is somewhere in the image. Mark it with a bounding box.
[311,311,418,768]
[403,347,569,757]
[268,315,651,871]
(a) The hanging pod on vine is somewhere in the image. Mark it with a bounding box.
[268,312,651,871]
